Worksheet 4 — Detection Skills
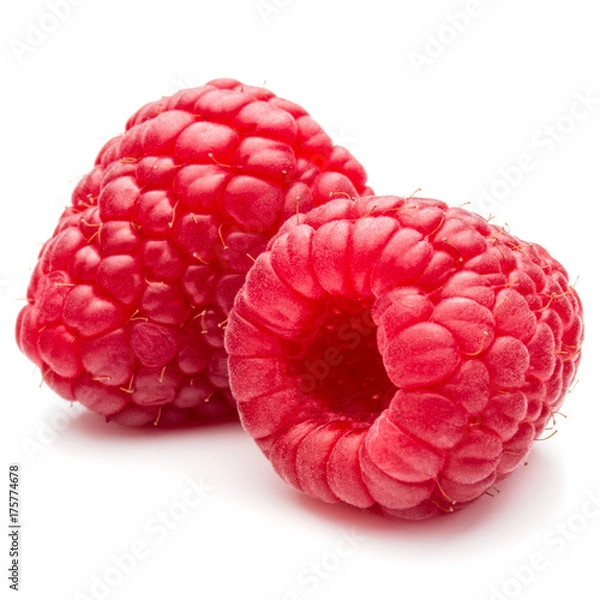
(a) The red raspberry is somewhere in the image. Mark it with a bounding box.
[225,195,583,519]
[16,78,371,426]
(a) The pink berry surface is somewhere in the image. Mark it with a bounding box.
[15,78,371,426]
[225,195,583,519]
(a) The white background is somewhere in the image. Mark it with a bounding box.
[2,1,599,599]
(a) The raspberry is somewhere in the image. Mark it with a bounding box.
[225,195,583,519]
[16,78,371,426]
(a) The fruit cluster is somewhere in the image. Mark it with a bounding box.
[16,79,583,519]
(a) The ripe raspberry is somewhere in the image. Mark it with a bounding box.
[225,195,583,519]
[16,78,371,426]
